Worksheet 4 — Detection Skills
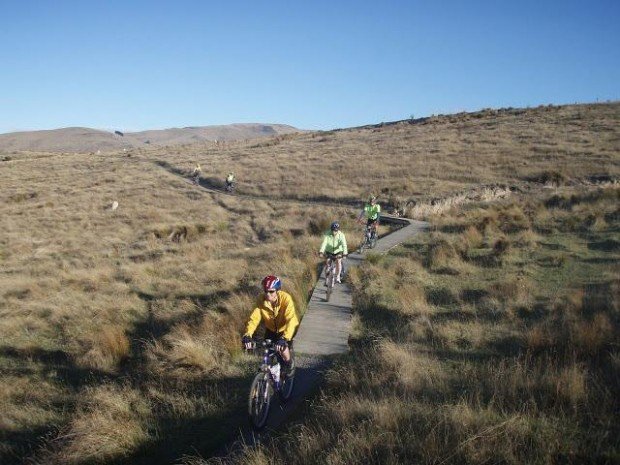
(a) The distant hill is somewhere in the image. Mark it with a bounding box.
[0,123,300,153]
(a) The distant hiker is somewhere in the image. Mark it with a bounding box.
[358,195,381,234]
[192,163,202,184]
[319,221,348,284]
[242,275,298,376]
[225,172,235,191]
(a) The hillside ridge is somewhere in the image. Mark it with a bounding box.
[0,123,300,153]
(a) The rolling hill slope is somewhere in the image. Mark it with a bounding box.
[0,123,300,153]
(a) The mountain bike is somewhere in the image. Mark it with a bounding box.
[225,181,235,192]
[247,339,295,429]
[358,224,378,253]
[324,253,344,302]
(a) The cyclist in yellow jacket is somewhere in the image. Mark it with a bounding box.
[242,275,298,374]
[319,221,348,284]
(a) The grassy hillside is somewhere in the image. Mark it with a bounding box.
[0,123,300,153]
[218,185,619,464]
[0,102,618,464]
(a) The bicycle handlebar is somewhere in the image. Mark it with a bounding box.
[244,338,287,352]
[324,252,345,258]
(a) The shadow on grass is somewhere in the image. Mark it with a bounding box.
[587,238,620,252]
[0,345,119,465]
[0,346,118,388]
[0,283,261,464]
[1,425,58,465]
[110,375,253,465]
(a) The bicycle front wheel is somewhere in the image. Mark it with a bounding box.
[325,264,335,301]
[280,370,295,401]
[248,372,272,429]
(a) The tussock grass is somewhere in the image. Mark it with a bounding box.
[40,385,151,464]
[0,145,325,462]
[77,325,131,371]
[224,185,620,465]
[2,102,619,464]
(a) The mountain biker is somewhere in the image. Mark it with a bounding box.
[225,172,235,190]
[319,221,348,284]
[242,275,298,376]
[358,195,381,236]
[192,163,202,184]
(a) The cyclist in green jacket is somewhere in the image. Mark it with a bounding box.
[225,172,235,191]
[358,195,381,233]
[319,221,348,284]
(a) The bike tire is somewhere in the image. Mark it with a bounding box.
[280,370,295,401]
[370,234,377,249]
[248,372,272,429]
[325,263,335,301]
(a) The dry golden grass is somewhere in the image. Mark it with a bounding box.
[40,384,151,464]
[0,144,335,461]
[146,102,619,216]
[222,183,620,465]
[1,102,618,464]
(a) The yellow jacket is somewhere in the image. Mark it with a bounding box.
[244,290,299,341]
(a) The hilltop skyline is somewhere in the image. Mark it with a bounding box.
[1,0,619,134]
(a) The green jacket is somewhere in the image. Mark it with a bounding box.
[319,230,348,255]
[363,203,381,220]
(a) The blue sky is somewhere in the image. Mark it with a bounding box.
[1,0,618,133]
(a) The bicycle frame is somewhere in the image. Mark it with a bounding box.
[248,339,283,388]
[247,338,294,428]
[260,341,282,390]
[359,224,377,252]
[324,253,343,301]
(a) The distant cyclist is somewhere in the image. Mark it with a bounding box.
[225,172,235,191]
[191,163,202,184]
[358,195,381,235]
[319,221,348,284]
[242,275,298,376]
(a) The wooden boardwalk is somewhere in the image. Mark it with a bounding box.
[295,216,429,355]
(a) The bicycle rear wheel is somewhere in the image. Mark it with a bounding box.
[248,372,272,429]
[358,234,367,253]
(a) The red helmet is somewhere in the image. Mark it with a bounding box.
[261,275,282,292]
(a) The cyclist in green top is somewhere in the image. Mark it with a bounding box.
[191,163,202,184]
[319,221,348,284]
[358,195,381,234]
[225,172,235,191]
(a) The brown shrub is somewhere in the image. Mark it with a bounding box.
[498,205,531,233]
[493,236,511,256]
[426,235,462,273]
[573,313,614,355]
[77,325,130,371]
[380,341,446,392]
[553,364,588,408]
[461,225,484,250]
[45,385,150,464]
[396,283,431,316]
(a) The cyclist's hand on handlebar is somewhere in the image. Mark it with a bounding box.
[319,252,324,258]
[275,339,288,351]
